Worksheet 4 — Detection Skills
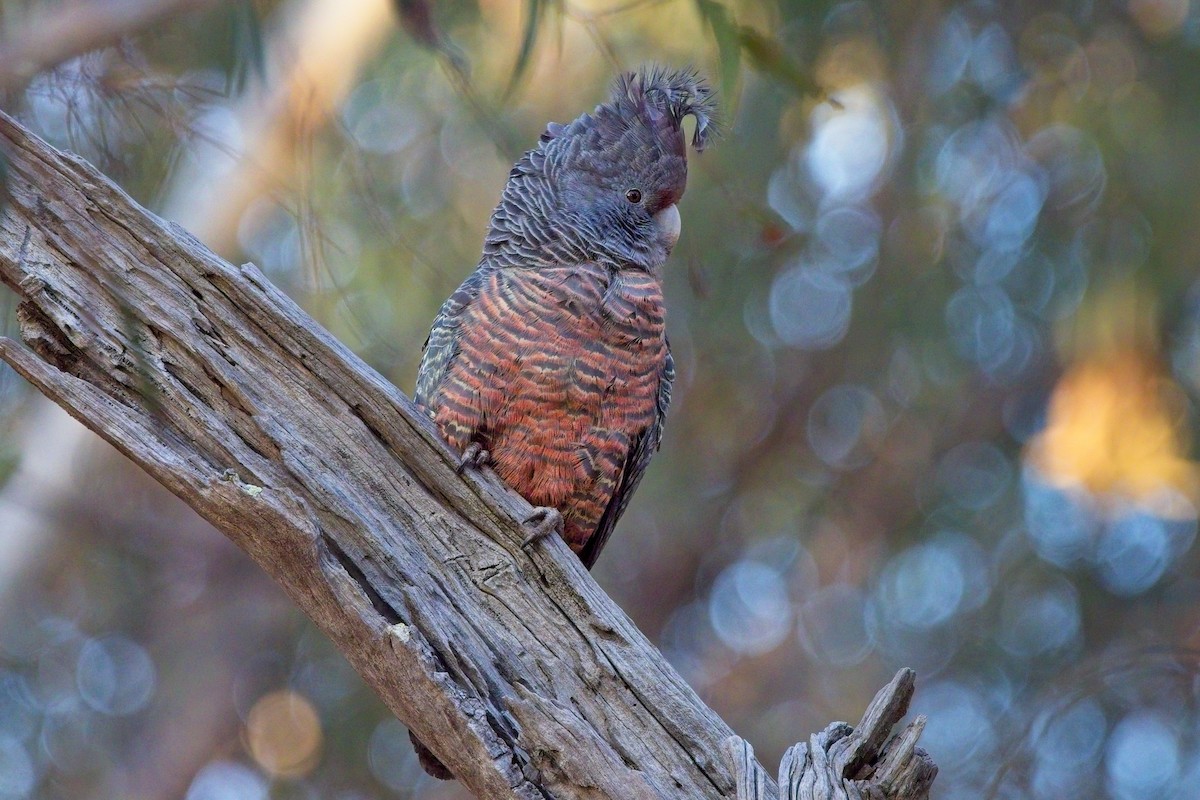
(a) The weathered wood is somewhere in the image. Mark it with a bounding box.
[742,669,937,800]
[0,110,937,799]
[724,737,773,799]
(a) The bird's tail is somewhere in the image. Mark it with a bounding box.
[410,730,455,780]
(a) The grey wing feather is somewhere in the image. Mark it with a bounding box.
[415,269,485,412]
[579,350,675,569]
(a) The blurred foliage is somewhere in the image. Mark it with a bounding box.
[5,0,1200,798]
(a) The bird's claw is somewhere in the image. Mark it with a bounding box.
[521,507,564,549]
[456,442,490,474]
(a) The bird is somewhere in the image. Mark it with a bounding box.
[416,65,714,566]
[411,66,713,777]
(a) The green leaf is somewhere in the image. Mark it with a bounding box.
[228,0,266,95]
[695,0,741,108]
[736,26,819,98]
[506,0,559,98]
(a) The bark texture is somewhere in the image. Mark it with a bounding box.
[0,110,936,799]
[743,669,938,800]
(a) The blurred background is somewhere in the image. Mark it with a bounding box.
[0,0,1198,797]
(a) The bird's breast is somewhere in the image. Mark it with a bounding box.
[475,264,667,512]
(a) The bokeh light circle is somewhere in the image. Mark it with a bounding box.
[76,635,156,717]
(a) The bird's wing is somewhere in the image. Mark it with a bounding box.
[414,268,486,411]
[579,349,675,570]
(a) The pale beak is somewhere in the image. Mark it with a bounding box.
[653,204,681,250]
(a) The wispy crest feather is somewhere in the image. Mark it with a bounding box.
[611,65,718,152]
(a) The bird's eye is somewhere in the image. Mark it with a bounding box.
[625,188,642,204]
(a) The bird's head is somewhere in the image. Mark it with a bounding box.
[483,66,716,272]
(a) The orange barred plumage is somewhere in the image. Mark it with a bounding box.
[428,263,670,564]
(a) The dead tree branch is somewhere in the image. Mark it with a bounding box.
[0,111,935,799]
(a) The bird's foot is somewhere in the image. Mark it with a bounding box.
[455,442,490,474]
[521,507,564,549]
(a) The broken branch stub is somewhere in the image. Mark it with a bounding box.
[728,669,937,800]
